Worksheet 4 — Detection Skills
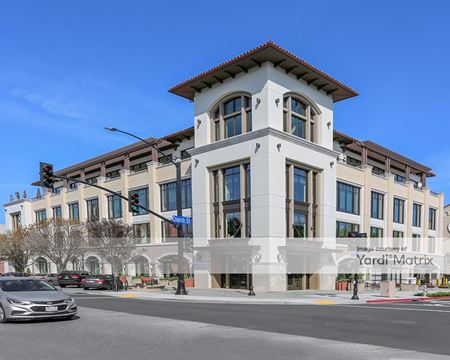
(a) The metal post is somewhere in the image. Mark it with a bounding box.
[175,162,188,295]
[351,273,359,300]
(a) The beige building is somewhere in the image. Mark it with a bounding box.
[444,204,450,238]
[2,41,446,289]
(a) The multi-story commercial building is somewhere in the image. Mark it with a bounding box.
[445,204,450,238]
[3,41,445,290]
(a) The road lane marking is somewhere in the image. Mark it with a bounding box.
[314,300,337,305]
[336,304,450,313]
[119,294,139,299]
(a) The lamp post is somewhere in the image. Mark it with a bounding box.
[105,127,188,295]
[348,231,367,300]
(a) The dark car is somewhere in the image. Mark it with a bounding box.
[82,275,122,290]
[57,271,91,288]
[34,274,60,286]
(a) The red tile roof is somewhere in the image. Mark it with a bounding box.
[169,41,358,102]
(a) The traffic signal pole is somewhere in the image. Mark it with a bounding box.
[104,127,188,295]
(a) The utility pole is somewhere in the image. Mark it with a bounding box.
[105,127,188,295]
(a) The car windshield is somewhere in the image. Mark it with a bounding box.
[0,279,57,292]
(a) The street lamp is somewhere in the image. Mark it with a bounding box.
[105,127,188,295]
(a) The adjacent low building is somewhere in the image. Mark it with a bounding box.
[3,41,445,290]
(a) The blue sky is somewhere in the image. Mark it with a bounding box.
[1,1,449,223]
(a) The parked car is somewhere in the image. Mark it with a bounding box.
[0,277,77,322]
[33,274,60,286]
[2,272,30,277]
[82,275,122,290]
[57,271,91,288]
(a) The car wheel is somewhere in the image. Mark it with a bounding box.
[60,285,66,288]
[0,304,8,323]
[106,283,112,290]
[83,287,88,290]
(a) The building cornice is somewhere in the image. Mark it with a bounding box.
[189,127,340,159]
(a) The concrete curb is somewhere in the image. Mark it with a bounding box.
[366,295,450,304]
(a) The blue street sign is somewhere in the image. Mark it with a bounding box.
[172,215,192,225]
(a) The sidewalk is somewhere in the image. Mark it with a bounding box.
[76,287,450,305]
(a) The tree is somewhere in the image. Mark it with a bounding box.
[29,219,87,272]
[0,228,35,273]
[86,219,135,276]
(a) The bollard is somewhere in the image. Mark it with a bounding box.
[351,274,359,300]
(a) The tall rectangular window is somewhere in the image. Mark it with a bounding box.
[428,237,435,254]
[161,221,192,241]
[293,211,307,238]
[294,168,307,202]
[213,171,219,203]
[181,179,192,209]
[108,194,122,219]
[161,179,191,211]
[412,203,422,227]
[35,210,47,224]
[129,187,149,216]
[86,198,99,222]
[161,221,178,242]
[245,164,251,198]
[68,202,79,222]
[429,208,437,230]
[52,206,62,220]
[370,226,383,248]
[393,198,405,224]
[10,212,21,231]
[133,223,150,244]
[412,234,420,252]
[392,230,403,248]
[224,167,240,201]
[224,97,242,139]
[336,182,360,215]
[336,221,359,237]
[371,191,384,219]
[224,212,241,238]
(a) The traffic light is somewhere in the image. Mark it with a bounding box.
[39,162,54,189]
[129,192,140,214]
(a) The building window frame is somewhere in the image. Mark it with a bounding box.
[371,191,384,220]
[107,194,122,219]
[336,181,360,215]
[412,203,422,227]
[129,187,150,216]
[160,179,192,212]
[429,207,437,230]
[212,94,252,142]
[86,198,99,222]
[393,198,405,224]
[52,206,62,220]
[68,202,80,222]
[336,221,359,238]
[133,223,151,244]
[35,209,47,224]
[283,95,318,142]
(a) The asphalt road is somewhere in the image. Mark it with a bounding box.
[68,291,450,356]
[1,299,449,360]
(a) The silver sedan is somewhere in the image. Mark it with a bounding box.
[0,277,77,322]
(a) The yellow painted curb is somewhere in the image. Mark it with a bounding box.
[313,299,337,305]
[119,294,139,299]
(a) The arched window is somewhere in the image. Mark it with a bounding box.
[212,94,252,141]
[86,256,100,275]
[283,95,318,142]
[36,257,48,274]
